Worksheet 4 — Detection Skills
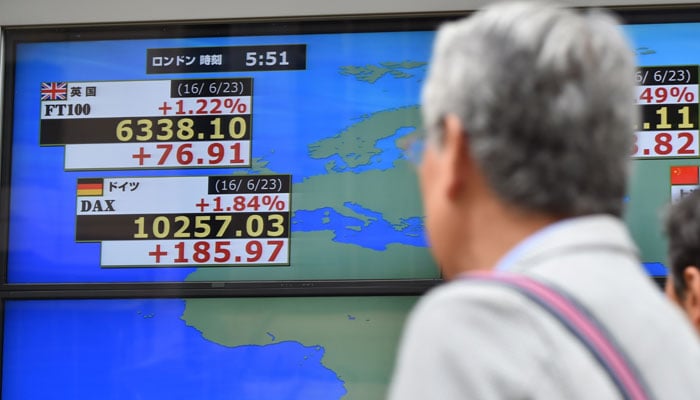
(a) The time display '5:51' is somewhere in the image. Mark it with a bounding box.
[245,50,290,67]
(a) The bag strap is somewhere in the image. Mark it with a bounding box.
[462,272,652,400]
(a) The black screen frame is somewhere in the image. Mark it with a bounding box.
[4,4,695,296]
[3,3,700,396]
[0,13,463,297]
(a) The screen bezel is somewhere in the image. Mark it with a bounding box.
[3,3,700,396]
[2,4,699,296]
[0,13,462,294]
[5,5,700,295]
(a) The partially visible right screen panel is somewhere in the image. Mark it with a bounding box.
[624,21,700,276]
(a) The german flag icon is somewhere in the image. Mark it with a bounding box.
[77,178,104,196]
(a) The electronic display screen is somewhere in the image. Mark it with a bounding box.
[5,17,699,283]
[3,9,700,400]
[2,295,418,399]
[2,23,442,283]
[624,21,700,276]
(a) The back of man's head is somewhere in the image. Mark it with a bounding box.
[421,2,637,217]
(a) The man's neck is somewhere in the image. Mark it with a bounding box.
[451,199,560,277]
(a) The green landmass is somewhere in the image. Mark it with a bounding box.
[304,105,425,234]
[186,105,438,281]
[340,65,388,84]
[294,167,422,230]
[380,61,424,69]
[635,46,656,55]
[182,296,419,400]
[625,158,676,265]
[340,61,426,83]
[246,157,277,173]
[388,70,411,79]
[308,105,420,169]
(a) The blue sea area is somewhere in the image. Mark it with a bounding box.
[643,262,667,277]
[625,22,700,66]
[293,203,427,250]
[2,299,346,400]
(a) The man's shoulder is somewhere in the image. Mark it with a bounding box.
[394,276,620,398]
[409,278,551,333]
[403,277,564,361]
[413,272,700,399]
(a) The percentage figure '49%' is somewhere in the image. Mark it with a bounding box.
[637,84,698,104]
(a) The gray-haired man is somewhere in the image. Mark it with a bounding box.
[389,2,700,399]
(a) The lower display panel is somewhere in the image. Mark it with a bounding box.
[2,295,419,400]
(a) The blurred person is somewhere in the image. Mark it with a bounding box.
[389,2,700,399]
[664,189,700,334]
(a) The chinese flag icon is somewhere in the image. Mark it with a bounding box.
[670,166,700,185]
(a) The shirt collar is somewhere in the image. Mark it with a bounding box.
[493,217,581,272]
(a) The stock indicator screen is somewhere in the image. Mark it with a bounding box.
[4,11,700,400]
[4,18,700,284]
[3,24,442,284]
[4,16,700,284]
[625,22,700,276]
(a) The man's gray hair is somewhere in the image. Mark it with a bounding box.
[422,2,637,216]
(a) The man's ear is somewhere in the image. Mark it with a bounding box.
[682,266,700,329]
[442,114,469,201]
